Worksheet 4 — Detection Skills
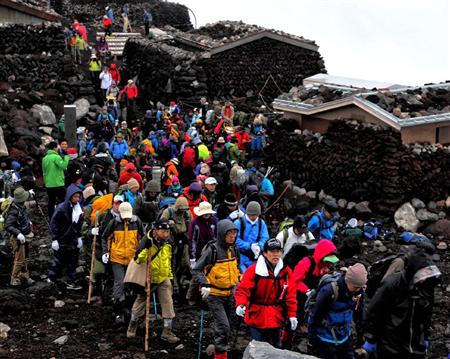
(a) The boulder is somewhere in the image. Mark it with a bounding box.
[243,340,318,359]
[347,202,356,210]
[355,201,371,214]
[411,198,426,209]
[0,323,10,340]
[394,202,419,232]
[74,98,90,120]
[446,196,450,208]
[424,219,450,240]
[416,209,439,222]
[306,191,316,199]
[338,199,348,209]
[53,334,69,345]
[0,127,8,156]
[30,104,56,125]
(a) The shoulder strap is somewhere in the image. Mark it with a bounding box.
[239,217,245,240]
[306,255,316,278]
[330,280,339,303]
[204,243,217,277]
[256,218,262,242]
[282,228,289,247]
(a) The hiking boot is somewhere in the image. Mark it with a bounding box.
[65,282,82,291]
[26,278,35,286]
[161,327,180,344]
[10,278,21,287]
[127,319,138,338]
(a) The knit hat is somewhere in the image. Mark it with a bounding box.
[127,178,140,190]
[11,161,21,171]
[171,175,179,183]
[125,163,136,171]
[13,187,29,203]
[345,263,368,287]
[246,201,261,216]
[189,182,202,193]
[120,159,129,166]
[119,202,133,219]
[145,179,160,193]
[82,186,96,199]
[224,193,237,206]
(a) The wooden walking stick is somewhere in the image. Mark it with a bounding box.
[87,212,99,304]
[144,246,153,351]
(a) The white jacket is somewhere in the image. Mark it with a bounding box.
[276,227,315,258]
[99,71,112,90]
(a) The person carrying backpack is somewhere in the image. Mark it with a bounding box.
[307,200,339,241]
[234,201,269,273]
[307,263,367,359]
[235,238,297,349]
[126,219,180,343]
[192,219,241,359]
[4,187,35,286]
[276,215,315,259]
[363,250,441,359]
[188,201,217,264]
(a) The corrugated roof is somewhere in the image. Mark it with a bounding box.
[303,73,405,90]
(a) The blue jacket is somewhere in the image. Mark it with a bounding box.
[50,184,83,249]
[97,112,115,126]
[259,178,274,196]
[106,8,114,21]
[234,215,269,272]
[307,210,337,240]
[110,140,129,160]
[308,275,364,345]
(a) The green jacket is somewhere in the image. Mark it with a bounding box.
[42,149,70,188]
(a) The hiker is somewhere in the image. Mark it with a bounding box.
[42,141,70,220]
[121,79,138,110]
[88,54,102,85]
[109,63,121,85]
[277,215,316,258]
[189,202,217,264]
[100,67,113,99]
[163,158,179,188]
[48,184,84,290]
[192,219,241,359]
[234,201,269,273]
[73,31,87,65]
[134,179,162,225]
[180,182,208,218]
[307,263,366,359]
[118,163,143,192]
[122,12,131,33]
[105,6,114,21]
[127,219,180,343]
[118,121,133,145]
[102,201,144,323]
[307,200,339,241]
[143,8,152,36]
[235,238,297,349]
[363,250,441,359]
[103,15,113,37]
[4,187,35,286]
[166,176,183,197]
[203,177,218,207]
[111,133,130,169]
[215,193,244,221]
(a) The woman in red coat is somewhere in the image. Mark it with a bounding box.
[235,238,297,348]
[109,63,121,84]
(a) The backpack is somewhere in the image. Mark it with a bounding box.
[400,232,430,244]
[89,193,113,224]
[283,245,311,271]
[1,170,14,197]
[363,221,383,240]
[0,198,12,231]
[365,254,401,298]
[203,240,240,277]
[304,272,341,319]
[305,210,334,240]
[156,197,177,220]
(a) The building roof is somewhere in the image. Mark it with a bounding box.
[303,73,405,90]
[0,0,62,22]
[273,83,450,129]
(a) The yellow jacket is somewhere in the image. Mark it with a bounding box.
[89,59,102,72]
[135,240,173,285]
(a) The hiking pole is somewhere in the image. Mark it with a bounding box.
[197,309,204,359]
[265,184,290,213]
[87,212,99,304]
[152,292,157,317]
[144,246,153,352]
[30,192,51,230]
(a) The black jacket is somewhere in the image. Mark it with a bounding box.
[364,250,435,356]
[5,202,31,237]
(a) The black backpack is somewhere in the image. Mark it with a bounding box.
[304,272,341,319]
[365,254,401,298]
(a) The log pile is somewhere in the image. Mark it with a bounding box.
[57,0,192,32]
[265,119,450,213]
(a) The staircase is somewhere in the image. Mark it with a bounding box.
[96,32,142,57]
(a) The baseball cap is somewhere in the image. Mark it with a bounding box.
[263,238,282,252]
[323,255,339,264]
[205,177,218,185]
[155,219,171,230]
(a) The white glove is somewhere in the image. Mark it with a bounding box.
[236,305,246,317]
[28,189,35,197]
[17,233,26,244]
[102,253,109,264]
[91,227,99,236]
[250,243,260,258]
[289,317,298,331]
[190,259,196,269]
[51,240,59,251]
[77,237,83,249]
[200,286,211,300]
[306,289,313,297]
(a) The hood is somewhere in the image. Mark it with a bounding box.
[174,197,189,211]
[313,239,337,263]
[65,184,83,202]
[110,63,117,69]
[404,249,435,283]
[217,219,237,247]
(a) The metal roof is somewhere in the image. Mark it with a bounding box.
[303,73,405,90]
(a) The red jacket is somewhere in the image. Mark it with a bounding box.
[125,84,138,100]
[102,17,112,28]
[182,147,197,169]
[78,25,88,41]
[234,131,250,151]
[109,64,121,84]
[293,239,337,294]
[181,187,207,218]
[235,256,297,329]
[118,170,143,192]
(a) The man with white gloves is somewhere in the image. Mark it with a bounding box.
[235,238,297,349]
[48,184,84,290]
[192,219,241,359]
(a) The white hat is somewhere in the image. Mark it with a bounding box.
[128,79,133,84]
[205,177,218,185]
[113,195,124,203]
[194,202,216,217]
[170,158,179,165]
[119,202,133,219]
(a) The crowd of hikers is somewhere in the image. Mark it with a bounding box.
[0,6,444,359]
